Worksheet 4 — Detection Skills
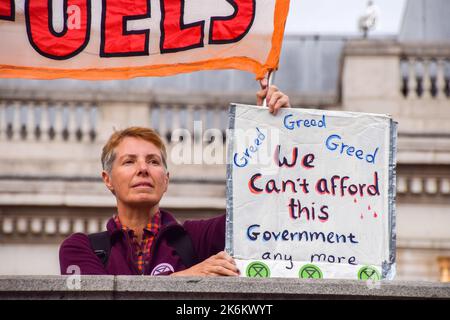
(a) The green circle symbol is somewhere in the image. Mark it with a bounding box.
[246,261,271,278]
[358,266,381,280]
[299,264,323,279]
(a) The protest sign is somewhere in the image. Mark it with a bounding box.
[226,104,397,280]
[0,0,289,80]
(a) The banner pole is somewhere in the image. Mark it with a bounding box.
[262,70,276,107]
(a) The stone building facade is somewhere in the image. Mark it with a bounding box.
[0,0,449,281]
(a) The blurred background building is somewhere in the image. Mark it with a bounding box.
[0,0,449,281]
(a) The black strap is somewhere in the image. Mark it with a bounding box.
[88,231,111,266]
[167,229,198,268]
[88,228,198,269]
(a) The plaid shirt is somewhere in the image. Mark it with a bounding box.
[114,211,161,274]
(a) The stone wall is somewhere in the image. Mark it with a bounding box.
[0,276,449,300]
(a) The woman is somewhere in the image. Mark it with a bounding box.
[59,81,290,275]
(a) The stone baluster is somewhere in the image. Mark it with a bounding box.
[1,216,14,235]
[424,177,438,195]
[39,102,50,143]
[158,104,168,144]
[400,58,410,98]
[0,100,4,140]
[5,101,18,141]
[435,59,446,100]
[396,175,408,194]
[16,217,28,235]
[193,105,206,164]
[204,107,214,144]
[219,106,228,144]
[101,218,110,232]
[178,104,188,131]
[150,103,161,135]
[192,105,203,146]
[440,178,450,195]
[61,102,72,142]
[68,102,79,143]
[409,177,422,195]
[46,101,57,141]
[16,101,25,140]
[54,102,65,142]
[15,101,25,142]
[87,218,99,234]
[199,104,208,143]
[58,218,71,236]
[185,104,196,141]
[88,103,97,142]
[27,102,36,142]
[83,102,96,143]
[170,104,182,145]
[422,59,432,99]
[32,102,43,141]
[164,105,174,143]
[74,102,85,142]
[415,59,425,98]
[44,218,57,235]
[169,104,191,165]
[30,217,43,235]
[72,218,85,234]
[406,58,417,100]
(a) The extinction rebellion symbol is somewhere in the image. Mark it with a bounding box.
[151,263,175,275]
[357,266,381,280]
[299,264,323,279]
[246,262,271,278]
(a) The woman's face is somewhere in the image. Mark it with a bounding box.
[102,137,169,209]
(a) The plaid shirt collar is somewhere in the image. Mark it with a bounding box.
[113,211,161,236]
[113,211,161,274]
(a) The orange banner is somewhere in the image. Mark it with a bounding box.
[0,0,290,80]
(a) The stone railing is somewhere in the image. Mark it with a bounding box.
[0,214,110,240]
[343,40,450,100]
[397,175,450,196]
[342,40,450,139]
[0,276,448,300]
[0,99,229,146]
[400,44,450,100]
[0,97,229,187]
[0,100,98,143]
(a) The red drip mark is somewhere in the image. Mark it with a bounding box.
[354,198,357,203]
[368,205,371,211]
[374,212,378,218]
[360,213,364,219]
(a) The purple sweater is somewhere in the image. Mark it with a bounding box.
[59,210,225,275]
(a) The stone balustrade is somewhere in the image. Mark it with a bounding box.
[397,175,450,196]
[399,44,450,100]
[0,99,230,146]
[0,276,449,300]
[0,100,97,143]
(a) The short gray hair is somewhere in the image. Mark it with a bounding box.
[101,127,168,174]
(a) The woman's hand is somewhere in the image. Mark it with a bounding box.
[171,251,240,276]
[256,77,291,115]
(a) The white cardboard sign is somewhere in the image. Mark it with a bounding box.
[226,104,397,280]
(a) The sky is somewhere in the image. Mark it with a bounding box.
[284,0,407,35]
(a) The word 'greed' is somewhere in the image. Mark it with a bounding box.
[0,0,255,59]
